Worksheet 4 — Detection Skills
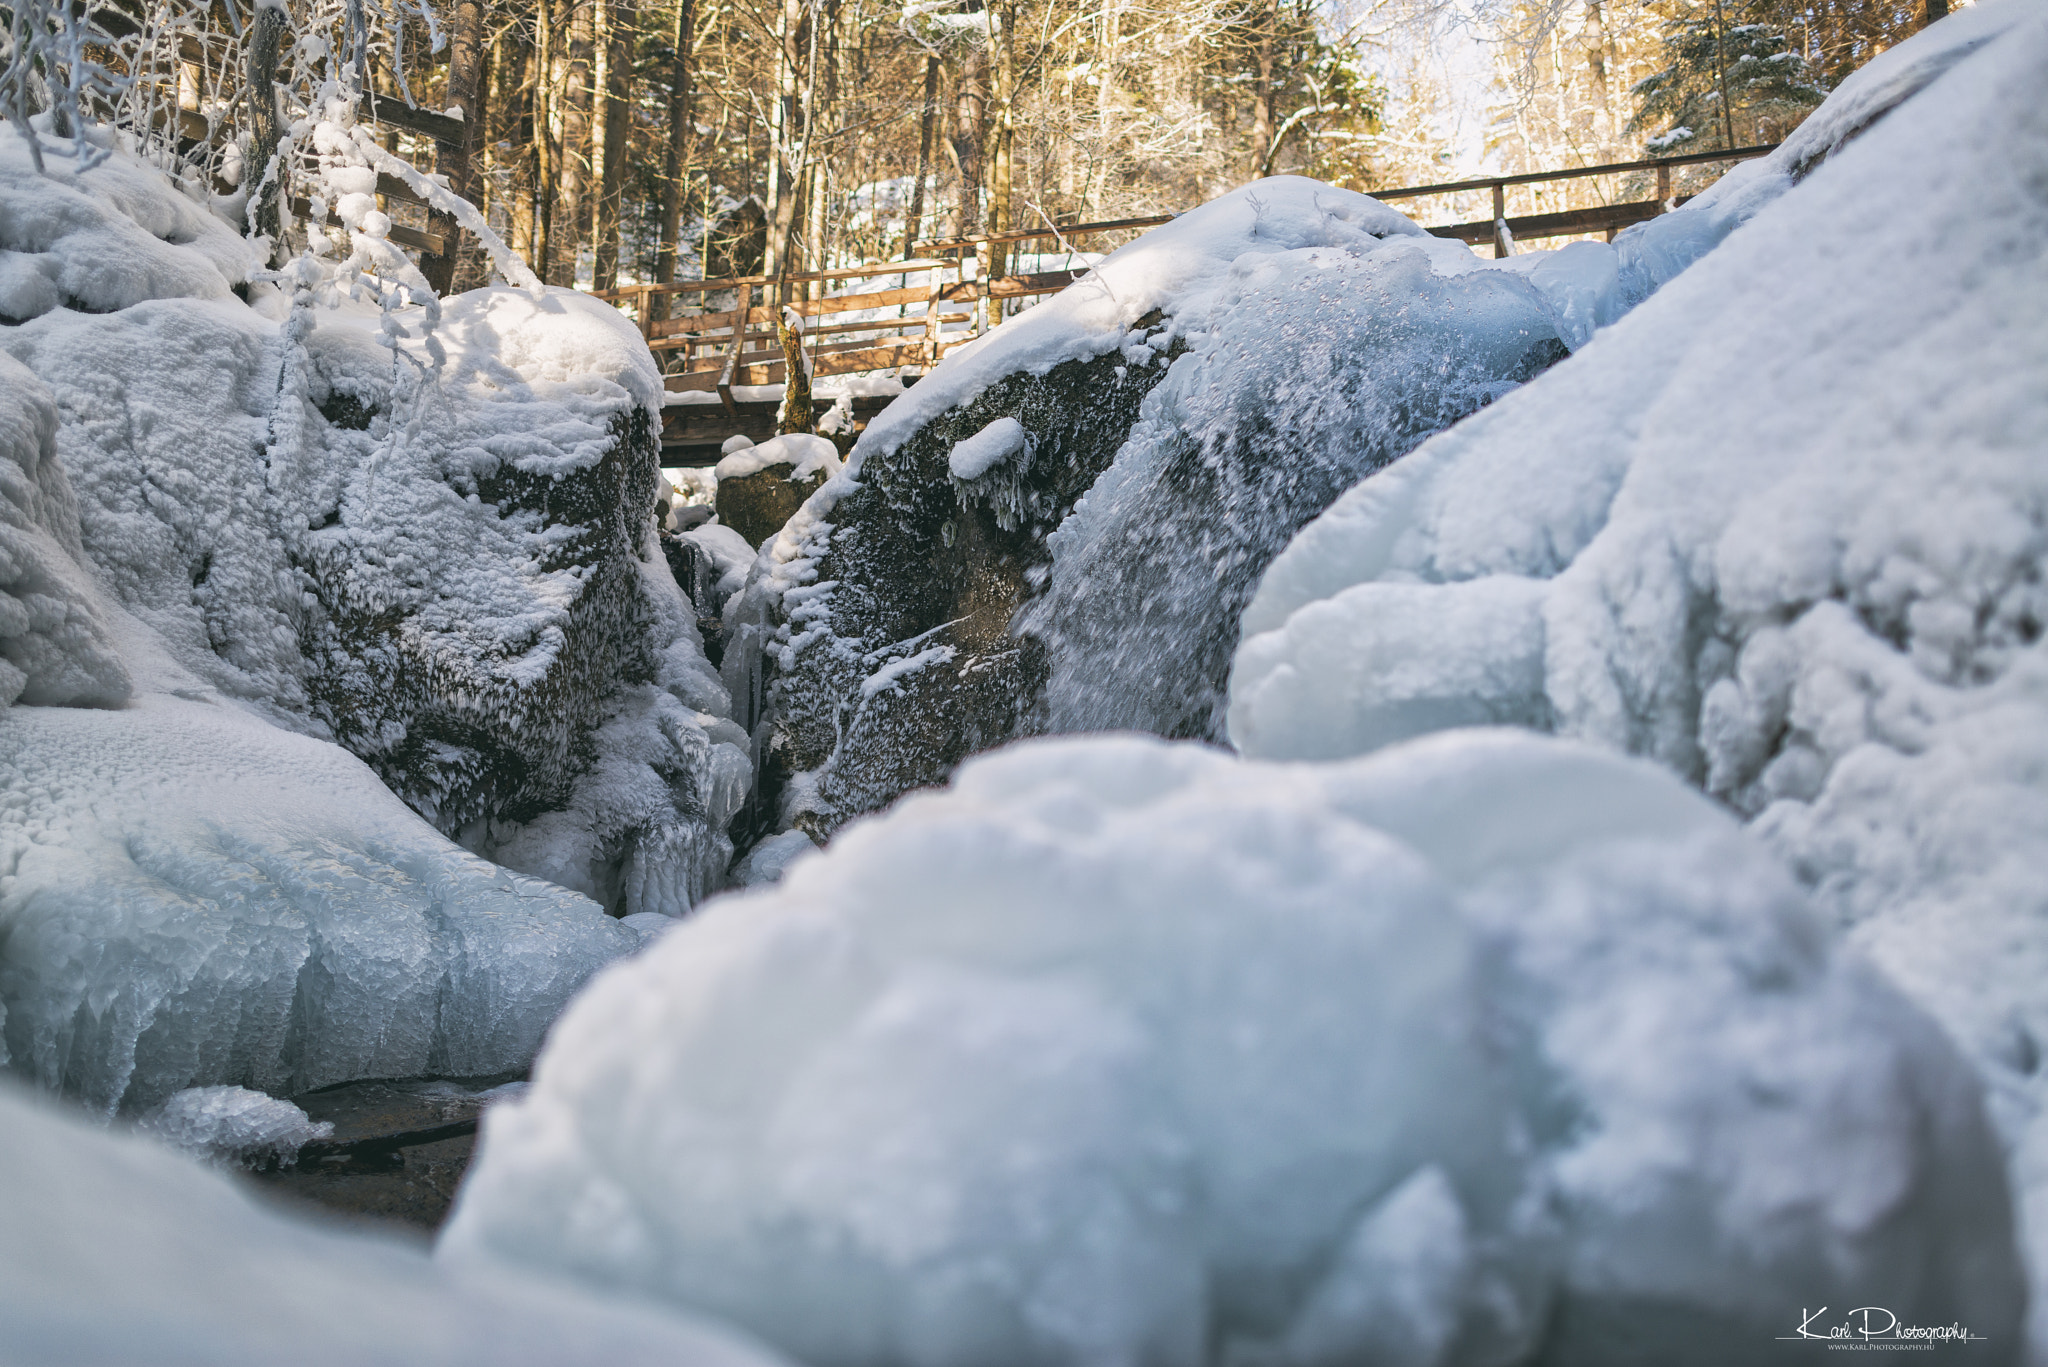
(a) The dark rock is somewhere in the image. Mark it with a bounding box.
[717,464,829,549]
[752,337,1175,839]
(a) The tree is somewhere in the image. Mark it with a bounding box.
[1629,0,1823,152]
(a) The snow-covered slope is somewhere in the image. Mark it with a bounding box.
[444,730,2020,1367]
[1229,0,2048,1348]
[0,1080,794,1367]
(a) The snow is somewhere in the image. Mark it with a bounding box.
[0,1081,797,1367]
[139,1085,334,1168]
[946,416,1027,481]
[443,729,2020,1367]
[1229,3,2048,1351]
[715,432,842,483]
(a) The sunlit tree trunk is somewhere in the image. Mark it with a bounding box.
[656,0,697,283]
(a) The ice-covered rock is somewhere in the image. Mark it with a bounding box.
[0,122,748,917]
[0,124,737,1111]
[738,179,1592,837]
[715,433,841,547]
[1229,3,2048,1350]
[443,730,2021,1367]
[0,1080,796,1367]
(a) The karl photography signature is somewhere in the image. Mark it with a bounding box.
[1780,1307,1989,1350]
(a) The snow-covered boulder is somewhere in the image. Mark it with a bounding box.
[0,123,742,1112]
[0,122,747,917]
[1229,1,2048,1348]
[0,1080,795,1367]
[739,181,1596,838]
[714,432,841,547]
[442,730,2021,1367]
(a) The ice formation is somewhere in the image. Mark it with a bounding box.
[139,1085,334,1168]
[0,1081,795,1367]
[0,117,733,1111]
[444,730,2021,1367]
[2,118,748,917]
[1229,1,2048,1349]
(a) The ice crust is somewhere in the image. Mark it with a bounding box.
[444,730,2020,1367]
[1229,3,2048,1350]
[0,1081,797,1367]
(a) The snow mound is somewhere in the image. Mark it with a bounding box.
[0,125,255,320]
[443,730,2019,1367]
[0,691,637,1116]
[1230,5,2048,1350]
[139,1085,334,1168]
[0,1081,796,1367]
[0,350,128,710]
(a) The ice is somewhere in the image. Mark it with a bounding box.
[0,1081,797,1367]
[1229,4,2048,1351]
[442,730,2019,1367]
[728,829,818,887]
[0,350,129,710]
[1024,238,1570,740]
[138,1085,334,1168]
[0,122,736,1110]
[0,687,638,1116]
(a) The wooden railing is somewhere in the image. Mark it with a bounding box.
[595,142,1780,411]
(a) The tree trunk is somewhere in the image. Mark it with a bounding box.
[590,0,632,292]
[904,54,938,259]
[1922,0,1948,27]
[989,0,1015,280]
[949,44,986,238]
[557,0,594,286]
[1249,4,1275,180]
[246,3,287,262]
[764,0,803,278]
[656,0,697,284]
[424,0,486,294]
[532,0,557,278]
[777,306,813,433]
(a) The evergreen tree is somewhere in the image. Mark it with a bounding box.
[1629,0,1823,152]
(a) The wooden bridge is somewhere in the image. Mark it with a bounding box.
[592,144,1777,464]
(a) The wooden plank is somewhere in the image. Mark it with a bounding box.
[1426,198,1667,246]
[592,259,956,303]
[358,91,467,146]
[988,269,1082,299]
[1370,144,1777,202]
[916,213,1174,254]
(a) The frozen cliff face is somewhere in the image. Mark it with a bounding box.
[0,1081,796,1367]
[443,730,2021,1367]
[0,125,732,1113]
[1229,2,2048,1351]
[0,350,128,709]
[0,122,747,918]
